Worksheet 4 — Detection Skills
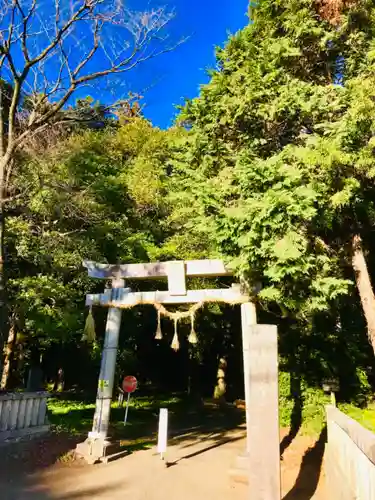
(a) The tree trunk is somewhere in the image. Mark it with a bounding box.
[0,206,7,376]
[213,357,227,404]
[53,368,65,392]
[352,234,375,354]
[16,343,25,387]
[0,320,16,389]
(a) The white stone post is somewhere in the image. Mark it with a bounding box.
[241,302,257,452]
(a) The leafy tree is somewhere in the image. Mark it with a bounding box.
[1,115,183,388]
[0,0,179,374]
[174,0,375,359]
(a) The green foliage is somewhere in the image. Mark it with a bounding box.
[340,402,375,433]
[279,371,329,433]
[172,0,375,326]
[279,368,373,434]
[4,1,375,427]
[5,116,185,381]
[159,0,375,414]
[278,372,297,426]
[48,399,96,435]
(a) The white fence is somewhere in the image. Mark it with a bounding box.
[0,392,49,442]
[325,405,375,499]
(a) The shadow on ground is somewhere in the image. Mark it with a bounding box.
[0,397,245,499]
[280,373,302,459]
[3,482,126,500]
[283,426,327,500]
[166,433,244,467]
[0,432,82,499]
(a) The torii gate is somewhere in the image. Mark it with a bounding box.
[75,259,280,500]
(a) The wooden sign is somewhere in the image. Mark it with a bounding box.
[322,378,340,393]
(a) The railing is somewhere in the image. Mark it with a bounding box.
[0,392,49,442]
[325,405,375,499]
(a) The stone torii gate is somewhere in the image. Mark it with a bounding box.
[75,259,280,500]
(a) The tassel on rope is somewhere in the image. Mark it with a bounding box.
[82,306,96,342]
[171,318,180,351]
[155,310,163,340]
[188,311,198,344]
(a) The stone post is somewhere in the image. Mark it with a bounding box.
[76,279,126,464]
[241,302,257,452]
[246,324,280,499]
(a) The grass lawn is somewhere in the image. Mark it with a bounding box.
[339,402,375,433]
[47,392,375,451]
[47,393,245,454]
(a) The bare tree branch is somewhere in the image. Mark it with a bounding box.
[15,0,37,62]
[72,19,101,78]
[0,0,181,201]
[26,2,91,70]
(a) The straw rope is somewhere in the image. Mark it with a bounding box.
[89,296,250,350]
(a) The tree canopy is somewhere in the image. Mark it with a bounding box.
[174,0,375,332]
[2,0,375,419]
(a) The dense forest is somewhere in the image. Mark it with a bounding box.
[2,0,375,429]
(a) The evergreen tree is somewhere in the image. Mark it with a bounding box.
[175,0,375,355]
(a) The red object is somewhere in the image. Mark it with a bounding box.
[122,375,138,393]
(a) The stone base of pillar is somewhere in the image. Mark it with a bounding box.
[229,451,249,484]
[75,437,125,465]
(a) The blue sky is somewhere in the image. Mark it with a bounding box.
[127,1,249,129]
[3,1,248,130]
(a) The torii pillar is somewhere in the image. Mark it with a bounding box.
[76,279,129,464]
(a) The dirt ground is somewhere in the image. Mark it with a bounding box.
[0,427,326,500]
